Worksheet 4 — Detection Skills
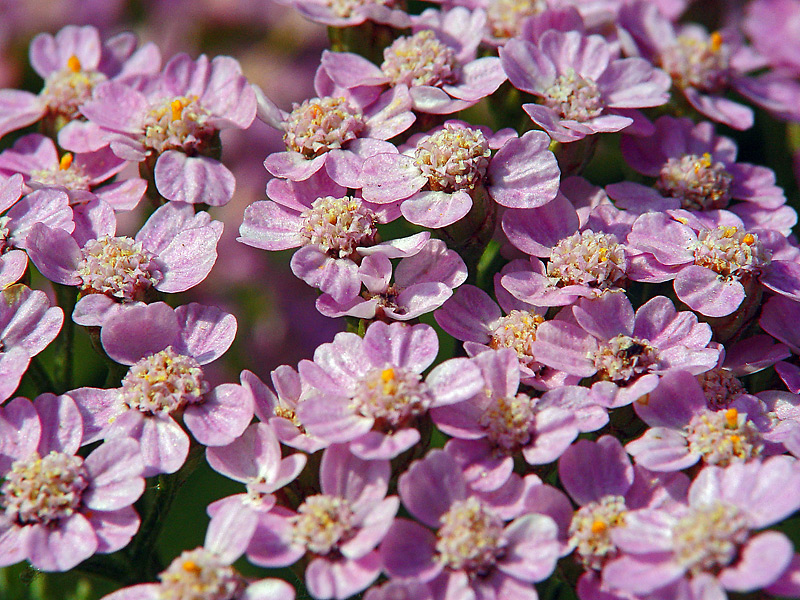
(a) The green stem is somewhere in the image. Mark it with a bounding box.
[28,357,56,395]
[125,443,204,582]
[53,285,77,392]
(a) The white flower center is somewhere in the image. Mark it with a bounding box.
[2,451,88,525]
[569,495,627,570]
[352,366,433,430]
[413,124,491,192]
[158,548,246,600]
[291,494,356,555]
[685,407,762,466]
[593,334,658,383]
[120,346,208,415]
[692,226,771,279]
[142,95,214,155]
[436,497,506,574]
[41,55,107,121]
[660,33,729,92]
[30,152,92,190]
[672,502,749,575]
[657,153,733,210]
[284,96,365,158]
[478,392,535,453]
[300,195,378,258]
[486,0,546,39]
[77,235,163,300]
[548,231,627,290]
[489,310,544,368]
[381,30,459,88]
[325,0,391,18]
[542,69,604,122]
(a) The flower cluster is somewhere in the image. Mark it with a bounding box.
[1,3,800,600]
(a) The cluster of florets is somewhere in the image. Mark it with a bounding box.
[3,1,800,600]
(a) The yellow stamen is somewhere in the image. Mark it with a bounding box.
[381,368,395,382]
[66,55,82,73]
[729,434,741,444]
[710,32,723,52]
[182,560,201,574]
[742,233,755,245]
[59,152,73,171]
[591,520,608,534]
[724,408,738,428]
[170,99,184,121]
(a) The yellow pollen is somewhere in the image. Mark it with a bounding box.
[674,216,689,225]
[182,560,201,573]
[170,99,185,121]
[722,226,737,238]
[729,434,741,444]
[59,153,73,171]
[710,32,723,52]
[381,368,395,383]
[742,233,755,245]
[590,520,608,534]
[725,408,738,428]
[67,55,82,73]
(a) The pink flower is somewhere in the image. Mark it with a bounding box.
[69,302,250,476]
[0,394,144,571]
[604,455,800,597]
[246,445,398,600]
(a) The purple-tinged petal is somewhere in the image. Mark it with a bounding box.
[0,285,64,356]
[34,394,82,455]
[674,265,744,317]
[602,553,684,595]
[381,518,441,581]
[174,303,236,365]
[427,357,484,407]
[320,444,390,507]
[719,531,793,592]
[0,250,28,289]
[155,152,235,206]
[108,412,189,477]
[291,246,361,304]
[238,201,303,251]
[499,514,560,582]
[306,553,382,600]
[362,321,438,373]
[340,496,399,559]
[83,438,144,510]
[205,500,259,564]
[27,515,97,571]
[558,436,633,506]
[350,429,420,460]
[400,190,472,228]
[101,303,180,365]
[0,348,29,405]
[0,397,40,470]
[399,450,464,526]
[184,383,253,446]
[157,227,221,293]
[25,224,81,286]
[87,506,140,554]
[489,131,560,208]
[626,428,697,472]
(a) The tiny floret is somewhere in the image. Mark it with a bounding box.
[569,495,627,570]
[672,502,749,575]
[2,451,88,525]
[692,226,771,279]
[593,334,658,382]
[548,231,627,290]
[413,124,491,192]
[142,95,213,155]
[542,69,604,122]
[381,30,459,88]
[435,497,506,573]
[300,195,378,258]
[158,548,246,600]
[284,96,365,157]
[352,366,433,429]
[685,408,762,466]
[291,494,356,555]
[120,347,209,414]
[656,153,733,210]
[77,236,163,300]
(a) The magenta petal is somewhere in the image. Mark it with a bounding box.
[291,246,361,303]
[398,450,464,527]
[320,444,390,507]
[0,250,29,289]
[109,412,189,477]
[400,190,472,228]
[362,321,437,373]
[558,436,633,506]
[626,428,698,472]
[101,303,181,365]
[34,393,82,455]
[83,438,144,511]
[205,500,259,564]
[0,90,44,139]
[719,531,793,592]
[0,520,29,568]
[349,429,420,460]
[381,519,441,580]
[760,260,800,302]
[306,553,382,600]
[340,496,399,559]
[489,130,560,208]
[154,152,235,206]
[360,153,426,204]
[174,303,237,364]
[157,227,220,293]
[0,348,29,404]
[0,397,40,471]
[299,395,373,443]
[674,265,744,317]
[184,383,253,446]
[602,554,685,595]
[72,295,128,327]
[27,514,97,571]
[86,506,140,554]
[25,223,81,286]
